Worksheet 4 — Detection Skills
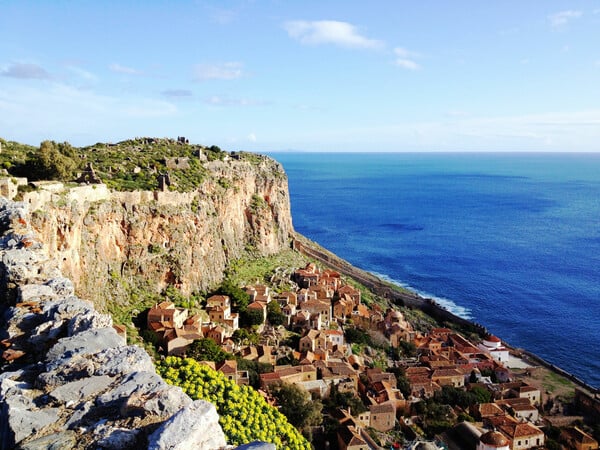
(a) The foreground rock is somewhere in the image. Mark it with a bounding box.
[0,198,267,450]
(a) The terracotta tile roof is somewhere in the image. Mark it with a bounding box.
[370,403,395,414]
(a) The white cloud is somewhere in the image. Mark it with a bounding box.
[193,62,244,81]
[1,62,51,80]
[283,20,383,50]
[109,63,143,75]
[247,132,257,142]
[67,65,97,82]
[548,10,583,29]
[393,47,421,70]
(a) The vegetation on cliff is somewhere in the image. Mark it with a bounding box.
[158,357,311,449]
[0,137,273,192]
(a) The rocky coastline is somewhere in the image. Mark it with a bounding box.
[293,233,600,396]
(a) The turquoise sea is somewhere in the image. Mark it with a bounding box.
[271,152,600,389]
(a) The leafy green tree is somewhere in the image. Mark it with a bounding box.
[231,328,259,346]
[344,327,370,345]
[270,382,323,430]
[387,366,411,398]
[188,338,233,363]
[27,140,77,181]
[241,307,264,327]
[398,340,417,357]
[469,385,492,404]
[326,383,367,414]
[219,279,250,310]
[434,386,478,408]
[236,358,273,388]
[267,301,286,326]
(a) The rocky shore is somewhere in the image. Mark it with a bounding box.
[0,198,273,450]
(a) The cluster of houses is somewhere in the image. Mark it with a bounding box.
[146,263,598,450]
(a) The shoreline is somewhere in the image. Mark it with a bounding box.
[292,232,599,395]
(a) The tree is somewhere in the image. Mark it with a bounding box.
[387,366,411,398]
[344,327,370,345]
[470,385,492,404]
[270,382,323,430]
[231,328,259,346]
[219,279,250,310]
[326,383,367,414]
[241,307,264,327]
[27,140,77,181]
[187,338,232,363]
[267,301,286,326]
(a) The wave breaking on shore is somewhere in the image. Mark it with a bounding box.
[371,271,473,319]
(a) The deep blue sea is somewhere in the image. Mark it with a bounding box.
[270,152,600,389]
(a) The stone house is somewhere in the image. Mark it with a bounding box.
[431,368,465,388]
[147,301,188,329]
[559,426,599,450]
[369,402,396,432]
[333,296,354,321]
[337,285,361,306]
[161,328,203,356]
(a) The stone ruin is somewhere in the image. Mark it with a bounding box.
[157,173,171,192]
[75,163,101,184]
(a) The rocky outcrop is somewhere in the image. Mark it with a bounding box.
[21,156,293,311]
[0,198,250,449]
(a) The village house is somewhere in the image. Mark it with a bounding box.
[146,301,203,355]
[159,327,203,356]
[206,294,239,330]
[147,301,188,329]
[471,402,506,421]
[293,262,321,288]
[351,304,371,329]
[297,288,317,303]
[559,426,599,450]
[274,291,297,307]
[203,325,228,345]
[216,360,249,386]
[296,378,329,399]
[337,284,361,306]
[495,397,539,423]
[291,310,311,330]
[431,368,465,388]
[281,303,296,326]
[478,335,510,364]
[299,299,332,325]
[485,415,545,450]
[368,402,396,432]
[308,284,334,301]
[333,296,354,322]
[245,284,272,304]
[338,424,369,450]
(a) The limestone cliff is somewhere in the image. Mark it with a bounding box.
[22,156,293,312]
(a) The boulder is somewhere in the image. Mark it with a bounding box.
[148,400,227,450]
[16,431,77,450]
[93,345,155,376]
[45,327,124,371]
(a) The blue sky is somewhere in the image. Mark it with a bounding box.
[1,1,599,152]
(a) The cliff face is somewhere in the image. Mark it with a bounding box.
[24,156,293,311]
